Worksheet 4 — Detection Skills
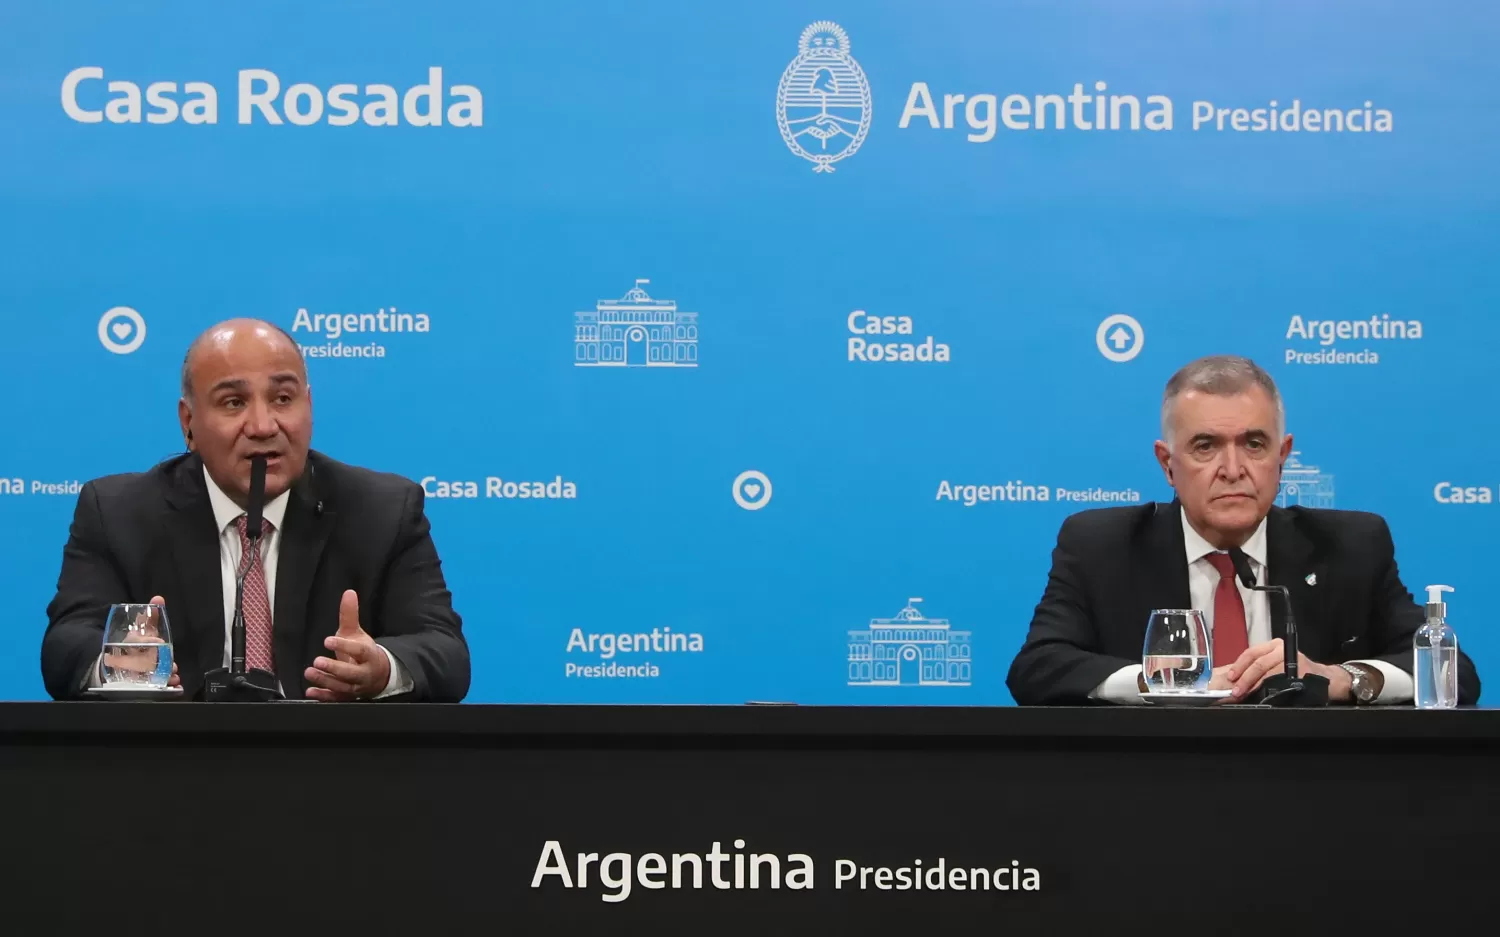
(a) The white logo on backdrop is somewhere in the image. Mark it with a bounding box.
[1095,313,1143,362]
[776,21,872,173]
[1283,314,1422,366]
[848,598,972,686]
[0,477,82,496]
[731,470,772,511]
[290,306,430,360]
[575,280,698,368]
[1276,451,1335,508]
[1433,481,1494,504]
[98,306,146,354]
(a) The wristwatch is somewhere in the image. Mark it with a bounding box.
[1339,663,1377,704]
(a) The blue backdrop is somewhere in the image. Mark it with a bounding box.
[1,1,1495,703]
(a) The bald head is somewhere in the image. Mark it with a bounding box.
[177,318,312,506]
[181,319,303,403]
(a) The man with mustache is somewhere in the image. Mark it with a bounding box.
[1007,354,1479,706]
[41,318,469,702]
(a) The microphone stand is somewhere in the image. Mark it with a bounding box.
[204,458,282,702]
[229,535,253,674]
[1228,548,1329,707]
[204,535,281,701]
[1249,584,1329,707]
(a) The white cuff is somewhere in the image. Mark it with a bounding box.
[81,654,104,691]
[1089,665,1146,705]
[373,644,414,699]
[1350,659,1413,704]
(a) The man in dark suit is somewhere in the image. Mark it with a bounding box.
[1007,355,1479,706]
[41,318,469,702]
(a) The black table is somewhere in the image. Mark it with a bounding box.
[2,703,1497,934]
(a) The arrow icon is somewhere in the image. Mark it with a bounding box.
[1095,314,1144,362]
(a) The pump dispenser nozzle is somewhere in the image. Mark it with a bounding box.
[1424,584,1454,619]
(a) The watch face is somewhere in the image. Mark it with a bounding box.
[1344,665,1374,702]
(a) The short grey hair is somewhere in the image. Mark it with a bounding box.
[1161,355,1285,443]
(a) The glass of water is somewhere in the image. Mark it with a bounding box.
[1142,609,1212,694]
[100,603,173,688]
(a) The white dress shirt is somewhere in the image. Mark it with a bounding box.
[1089,508,1414,704]
[88,468,411,697]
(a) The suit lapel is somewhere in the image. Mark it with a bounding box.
[162,456,226,679]
[1135,501,1192,639]
[273,463,333,694]
[1265,507,1326,654]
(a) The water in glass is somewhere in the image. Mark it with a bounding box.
[100,603,174,688]
[1142,608,1212,694]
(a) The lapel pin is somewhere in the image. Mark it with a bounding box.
[1305,573,1317,586]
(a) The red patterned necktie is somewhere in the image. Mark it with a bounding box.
[1205,553,1249,667]
[235,515,275,672]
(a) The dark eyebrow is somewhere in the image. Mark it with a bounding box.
[208,373,302,397]
[1190,429,1272,445]
[208,378,250,396]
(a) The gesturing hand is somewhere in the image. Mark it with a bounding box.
[304,590,391,702]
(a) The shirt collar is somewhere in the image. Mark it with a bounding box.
[1180,505,1267,570]
[203,464,290,536]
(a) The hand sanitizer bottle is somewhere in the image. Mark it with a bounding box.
[1414,585,1459,709]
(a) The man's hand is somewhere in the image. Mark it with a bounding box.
[110,594,181,688]
[1223,638,1351,702]
[304,590,391,702]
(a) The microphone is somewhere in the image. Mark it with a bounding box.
[204,456,282,702]
[1226,546,1328,707]
[230,456,265,673]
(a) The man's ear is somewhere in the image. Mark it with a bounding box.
[1153,439,1174,486]
[177,398,193,450]
[1276,432,1294,482]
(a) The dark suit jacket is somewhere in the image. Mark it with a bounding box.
[41,451,470,702]
[1007,501,1480,706]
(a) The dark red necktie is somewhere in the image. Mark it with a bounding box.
[235,515,275,672]
[1205,553,1249,666]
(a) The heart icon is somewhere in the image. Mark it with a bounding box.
[731,470,772,511]
[98,306,145,354]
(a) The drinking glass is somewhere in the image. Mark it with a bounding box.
[99,603,174,688]
[1142,609,1211,693]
